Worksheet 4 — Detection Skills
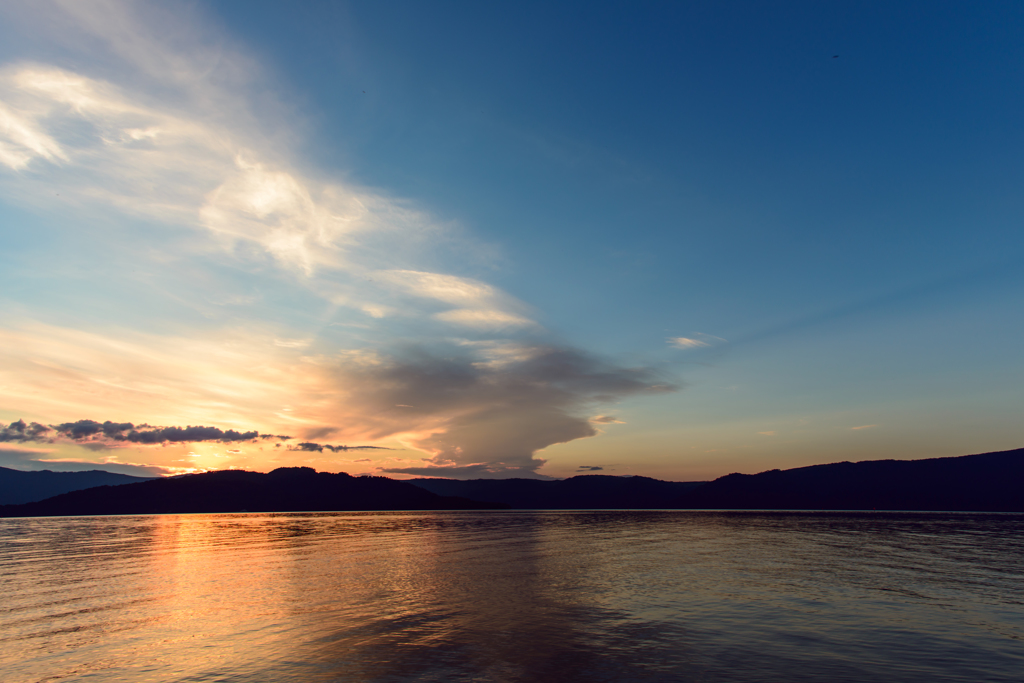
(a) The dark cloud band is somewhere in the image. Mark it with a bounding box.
[0,420,51,442]
[1,419,287,445]
[289,442,395,453]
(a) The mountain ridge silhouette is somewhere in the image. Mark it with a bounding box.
[0,466,156,505]
[672,447,1024,511]
[0,467,507,516]
[2,447,1021,515]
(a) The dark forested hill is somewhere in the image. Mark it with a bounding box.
[0,467,508,517]
[408,474,706,509]
[674,448,1024,511]
[0,467,156,505]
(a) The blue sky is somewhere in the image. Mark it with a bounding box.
[0,1,1021,479]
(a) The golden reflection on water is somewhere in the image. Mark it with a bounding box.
[0,511,1022,682]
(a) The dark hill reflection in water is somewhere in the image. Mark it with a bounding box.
[1,512,1022,682]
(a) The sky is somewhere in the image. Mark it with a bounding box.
[0,0,1022,480]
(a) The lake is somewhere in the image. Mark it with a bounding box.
[1,511,1022,682]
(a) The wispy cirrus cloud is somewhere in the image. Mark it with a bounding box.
[668,333,727,350]
[0,99,66,168]
[0,61,439,285]
[374,269,537,329]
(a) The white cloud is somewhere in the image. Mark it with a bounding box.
[0,100,66,168]
[434,308,535,329]
[669,337,709,349]
[273,339,310,349]
[668,333,727,350]
[375,269,537,329]
[376,270,498,306]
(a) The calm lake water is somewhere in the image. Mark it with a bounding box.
[1,511,1022,682]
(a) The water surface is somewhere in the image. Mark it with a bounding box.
[1,511,1021,682]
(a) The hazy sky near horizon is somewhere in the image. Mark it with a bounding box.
[1,0,1022,480]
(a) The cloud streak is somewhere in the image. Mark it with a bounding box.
[288,442,395,453]
[668,333,727,350]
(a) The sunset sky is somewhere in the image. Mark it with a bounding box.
[1,0,1022,480]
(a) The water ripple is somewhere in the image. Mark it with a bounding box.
[1,511,1022,682]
